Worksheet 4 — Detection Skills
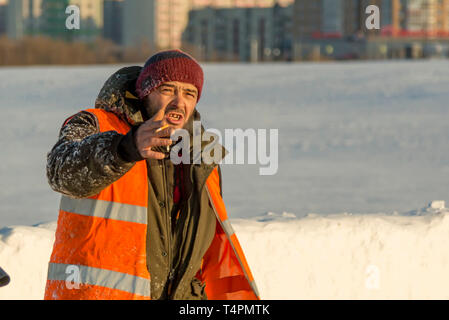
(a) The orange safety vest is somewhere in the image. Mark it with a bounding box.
[44,108,259,300]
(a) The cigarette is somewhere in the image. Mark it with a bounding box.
[155,124,170,133]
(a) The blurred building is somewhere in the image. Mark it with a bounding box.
[0,1,7,35]
[8,0,44,37]
[70,0,103,28]
[5,0,103,41]
[384,0,449,37]
[122,0,293,49]
[291,0,449,60]
[293,0,449,40]
[183,3,293,61]
[103,0,122,44]
[40,0,71,40]
[292,0,378,39]
[373,0,449,58]
[23,0,43,35]
[122,0,202,49]
[193,0,293,7]
[6,0,63,39]
[69,0,103,41]
[122,0,155,48]
[6,0,21,39]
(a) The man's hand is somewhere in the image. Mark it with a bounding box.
[135,108,177,160]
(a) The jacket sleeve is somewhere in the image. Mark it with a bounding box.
[46,110,137,198]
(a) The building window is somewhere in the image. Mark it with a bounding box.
[233,18,240,57]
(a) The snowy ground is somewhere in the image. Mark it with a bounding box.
[1,60,449,299]
[2,207,449,300]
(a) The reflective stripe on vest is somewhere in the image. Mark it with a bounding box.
[60,195,147,224]
[47,262,151,297]
[221,219,235,236]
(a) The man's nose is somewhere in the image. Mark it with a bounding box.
[171,91,187,107]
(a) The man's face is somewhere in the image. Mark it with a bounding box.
[142,81,198,130]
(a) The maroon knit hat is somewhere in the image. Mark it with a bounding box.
[136,49,204,102]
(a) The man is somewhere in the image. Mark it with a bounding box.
[44,49,259,300]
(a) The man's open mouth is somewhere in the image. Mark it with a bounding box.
[166,112,184,125]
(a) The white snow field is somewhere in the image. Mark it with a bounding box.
[1,207,449,299]
[1,60,449,299]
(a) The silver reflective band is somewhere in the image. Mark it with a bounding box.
[250,280,260,298]
[222,219,235,236]
[60,196,147,224]
[47,262,151,297]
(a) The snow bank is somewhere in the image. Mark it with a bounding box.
[1,206,449,300]
[0,222,56,300]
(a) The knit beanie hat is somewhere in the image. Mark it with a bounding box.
[136,49,204,102]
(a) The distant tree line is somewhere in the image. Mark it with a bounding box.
[0,36,159,66]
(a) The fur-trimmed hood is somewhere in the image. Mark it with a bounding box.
[95,66,146,126]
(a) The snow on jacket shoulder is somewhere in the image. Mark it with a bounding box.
[46,110,135,198]
[46,66,145,198]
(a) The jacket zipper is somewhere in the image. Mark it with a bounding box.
[160,159,174,296]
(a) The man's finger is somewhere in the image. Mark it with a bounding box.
[149,107,166,122]
[140,148,167,160]
[138,108,167,131]
[140,119,164,132]
[154,126,177,139]
[146,137,173,148]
